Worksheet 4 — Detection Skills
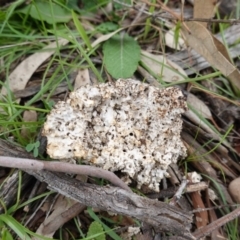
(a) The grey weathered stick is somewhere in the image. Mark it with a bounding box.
[0,156,132,192]
[0,139,194,239]
[28,169,195,240]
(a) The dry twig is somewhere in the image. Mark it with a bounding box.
[193,206,240,239]
[0,156,132,192]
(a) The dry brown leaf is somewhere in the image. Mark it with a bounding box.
[212,36,233,63]
[182,22,240,94]
[194,0,217,27]
[21,110,38,138]
[1,38,69,100]
[33,195,81,239]
[184,109,224,143]
[137,66,162,88]
[187,93,220,129]
[141,50,187,82]
[91,28,123,48]
[187,93,212,119]
[183,109,231,151]
[73,69,91,90]
[120,227,141,239]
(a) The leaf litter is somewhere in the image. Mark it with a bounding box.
[1,0,240,239]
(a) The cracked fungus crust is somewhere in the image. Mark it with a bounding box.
[42,79,187,192]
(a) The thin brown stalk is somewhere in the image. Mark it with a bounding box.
[193,207,240,239]
[0,156,132,192]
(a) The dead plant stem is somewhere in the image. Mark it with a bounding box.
[0,156,132,192]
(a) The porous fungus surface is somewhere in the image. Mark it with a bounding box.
[42,79,187,192]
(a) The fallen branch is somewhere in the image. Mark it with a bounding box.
[28,169,195,240]
[0,139,194,239]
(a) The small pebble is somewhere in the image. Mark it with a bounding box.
[228,177,240,203]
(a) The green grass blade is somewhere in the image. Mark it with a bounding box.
[87,207,122,240]
[72,10,92,50]
[0,215,31,240]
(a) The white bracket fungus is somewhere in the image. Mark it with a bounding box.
[42,79,187,192]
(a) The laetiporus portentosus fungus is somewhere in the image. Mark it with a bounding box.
[42,79,187,192]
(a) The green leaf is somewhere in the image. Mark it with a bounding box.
[25,143,34,152]
[33,147,39,158]
[66,0,81,12]
[67,0,108,13]
[87,207,121,240]
[26,141,40,157]
[0,11,6,21]
[96,22,119,34]
[35,140,40,148]
[87,221,106,240]
[1,228,13,240]
[18,0,71,24]
[103,33,140,79]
